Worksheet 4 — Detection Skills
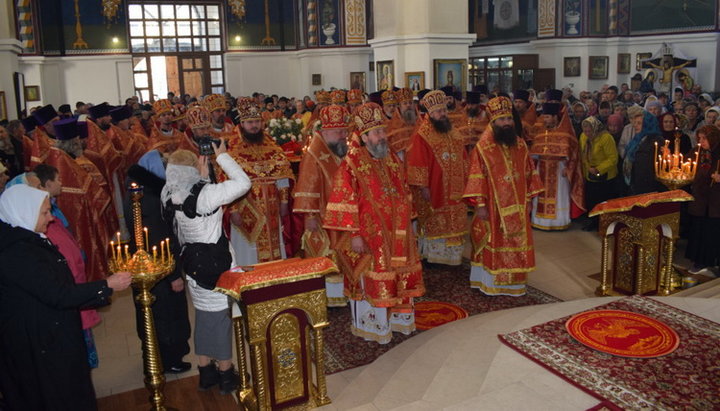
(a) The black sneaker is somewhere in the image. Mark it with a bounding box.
[166,361,192,374]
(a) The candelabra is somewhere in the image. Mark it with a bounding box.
[654,128,701,190]
[109,183,175,411]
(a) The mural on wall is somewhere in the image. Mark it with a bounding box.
[588,0,608,35]
[537,0,556,37]
[15,0,36,54]
[470,0,538,44]
[563,0,581,36]
[630,0,715,34]
[319,0,340,46]
[226,0,297,50]
[344,0,366,45]
[37,0,127,53]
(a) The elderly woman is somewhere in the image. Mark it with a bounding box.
[686,125,720,275]
[579,117,618,230]
[623,111,665,195]
[0,184,131,410]
[659,113,693,156]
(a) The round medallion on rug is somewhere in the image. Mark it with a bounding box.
[565,309,680,358]
[414,301,469,330]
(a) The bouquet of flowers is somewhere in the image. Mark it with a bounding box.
[268,117,304,160]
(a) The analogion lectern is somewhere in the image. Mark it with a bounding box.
[589,190,693,296]
[215,257,338,410]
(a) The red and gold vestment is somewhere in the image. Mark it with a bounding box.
[464,128,544,283]
[406,118,469,241]
[323,139,424,308]
[228,132,294,262]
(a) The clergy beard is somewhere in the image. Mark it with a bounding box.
[402,109,417,124]
[328,140,349,158]
[492,124,518,146]
[243,129,265,144]
[366,139,389,159]
[467,106,480,118]
[99,122,111,131]
[430,117,452,133]
[447,101,456,111]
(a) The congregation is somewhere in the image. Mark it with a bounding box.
[1,77,719,409]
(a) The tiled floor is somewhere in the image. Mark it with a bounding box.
[91,223,719,409]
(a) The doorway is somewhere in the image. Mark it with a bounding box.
[128,3,225,102]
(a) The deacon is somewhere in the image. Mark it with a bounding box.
[463,96,544,296]
[385,88,418,160]
[459,91,488,148]
[228,98,294,264]
[293,104,351,307]
[529,102,585,230]
[148,99,198,154]
[513,89,537,144]
[203,94,236,140]
[407,90,468,266]
[324,102,424,344]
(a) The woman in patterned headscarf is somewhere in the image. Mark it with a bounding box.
[623,111,665,195]
[579,116,618,230]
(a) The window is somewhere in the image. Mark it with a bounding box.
[128,3,225,101]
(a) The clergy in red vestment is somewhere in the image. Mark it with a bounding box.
[324,102,424,344]
[457,91,488,148]
[463,96,544,296]
[529,102,585,230]
[29,105,59,167]
[330,89,347,108]
[228,98,294,265]
[148,99,198,155]
[385,88,418,160]
[293,104,351,307]
[513,89,537,145]
[203,94,236,141]
[260,97,283,124]
[42,120,109,282]
[108,106,148,167]
[302,90,331,137]
[407,90,469,266]
[346,89,363,114]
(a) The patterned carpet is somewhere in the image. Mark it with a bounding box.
[499,296,720,410]
[323,262,561,374]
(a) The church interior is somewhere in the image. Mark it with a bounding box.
[1,0,719,410]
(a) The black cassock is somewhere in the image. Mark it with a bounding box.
[0,222,113,411]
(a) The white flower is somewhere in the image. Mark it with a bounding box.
[295,118,302,124]
[269,118,278,126]
[291,136,297,142]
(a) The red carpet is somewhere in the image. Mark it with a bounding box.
[500,296,720,410]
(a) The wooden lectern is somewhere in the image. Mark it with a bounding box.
[589,190,693,296]
[215,257,338,410]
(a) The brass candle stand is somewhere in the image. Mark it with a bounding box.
[654,129,700,190]
[109,183,175,411]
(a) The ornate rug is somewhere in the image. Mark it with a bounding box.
[499,295,720,410]
[323,262,561,374]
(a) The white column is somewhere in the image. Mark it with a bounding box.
[369,0,475,92]
[0,0,22,119]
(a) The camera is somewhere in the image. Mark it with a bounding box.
[198,137,221,156]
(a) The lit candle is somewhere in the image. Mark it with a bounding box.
[165,238,171,260]
[143,227,149,251]
[124,244,130,260]
[110,241,116,261]
[694,144,701,172]
[116,231,121,245]
[654,142,658,169]
[152,246,157,262]
[117,245,122,262]
[160,240,165,262]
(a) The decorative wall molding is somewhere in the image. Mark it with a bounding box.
[538,0,556,38]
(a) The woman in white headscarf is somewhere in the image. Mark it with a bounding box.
[0,184,132,410]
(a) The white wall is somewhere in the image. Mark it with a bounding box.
[19,54,134,109]
[224,47,372,98]
[470,32,720,93]
[0,40,22,119]
[370,34,476,91]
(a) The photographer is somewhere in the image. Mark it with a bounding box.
[161,105,251,395]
